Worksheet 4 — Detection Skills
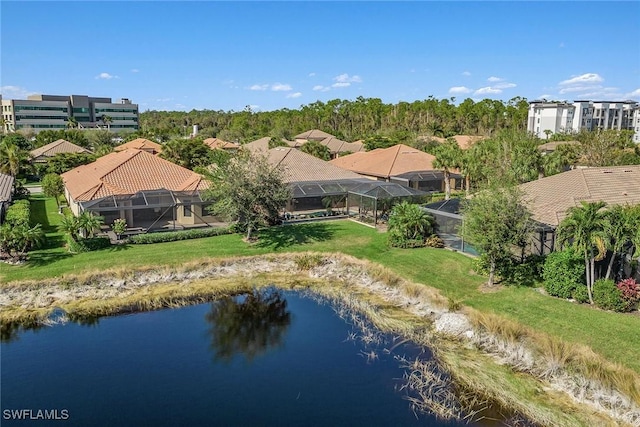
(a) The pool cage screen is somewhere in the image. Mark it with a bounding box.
[347,182,427,225]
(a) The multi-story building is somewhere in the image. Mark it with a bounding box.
[1,94,139,133]
[527,100,639,142]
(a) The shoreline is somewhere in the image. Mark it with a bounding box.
[2,252,639,426]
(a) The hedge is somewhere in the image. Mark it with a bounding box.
[129,226,233,244]
[5,200,31,227]
[65,235,111,253]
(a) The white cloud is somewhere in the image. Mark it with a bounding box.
[249,84,269,91]
[313,85,330,92]
[308,72,316,77]
[334,73,362,83]
[286,92,302,99]
[174,103,186,110]
[0,85,38,99]
[96,72,117,80]
[625,88,640,98]
[474,87,502,95]
[487,76,503,82]
[559,73,603,86]
[538,94,553,100]
[461,71,471,76]
[271,83,292,92]
[332,82,351,88]
[494,82,517,89]
[559,85,603,94]
[448,86,472,94]
[156,98,173,102]
[131,69,139,73]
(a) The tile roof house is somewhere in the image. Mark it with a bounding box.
[330,144,460,193]
[114,138,163,155]
[330,144,438,179]
[203,138,240,151]
[29,139,92,163]
[519,165,640,228]
[0,173,14,224]
[61,149,214,231]
[294,129,335,142]
[266,147,362,183]
[317,136,365,159]
[243,137,271,154]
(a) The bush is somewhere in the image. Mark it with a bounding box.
[424,235,445,248]
[593,279,626,312]
[294,254,325,270]
[388,237,425,248]
[543,249,585,299]
[129,227,233,244]
[616,278,640,312]
[572,285,590,304]
[65,235,111,253]
[5,200,30,227]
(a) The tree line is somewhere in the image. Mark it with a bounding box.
[135,96,531,143]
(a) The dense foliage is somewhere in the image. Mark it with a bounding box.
[129,226,233,244]
[0,200,44,260]
[543,248,585,299]
[387,201,435,248]
[203,152,290,240]
[462,185,533,286]
[137,96,530,143]
[593,279,626,312]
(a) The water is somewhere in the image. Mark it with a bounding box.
[1,289,518,426]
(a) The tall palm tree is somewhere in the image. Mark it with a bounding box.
[78,211,104,238]
[0,141,30,177]
[557,201,608,304]
[603,205,634,280]
[433,139,462,200]
[101,115,113,131]
[67,116,78,129]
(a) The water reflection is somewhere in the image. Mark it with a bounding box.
[206,288,291,363]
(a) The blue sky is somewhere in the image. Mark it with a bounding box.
[2,1,639,112]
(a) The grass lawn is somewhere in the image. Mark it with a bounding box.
[2,196,640,375]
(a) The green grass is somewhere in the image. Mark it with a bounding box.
[2,196,640,376]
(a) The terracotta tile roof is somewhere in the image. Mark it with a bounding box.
[114,138,163,154]
[0,173,14,203]
[519,165,640,227]
[244,137,271,153]
[266,147,362,183]
[318,136,365,154]
[294,129,335,141]
[30,139,92,160]
[62,149,209,202]
[203,138,240,150]
[426,135,485,149]
[330,144,437,179]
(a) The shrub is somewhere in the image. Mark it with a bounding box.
[129,227,233,244]
[593,279,626,312]
[294,254,325,270]
[5,200,30,227]
[543,249,585,299]
[572,285,590,304]
[387,201,434,249]
[65,235,111,253]
[616,278,640,312]
[424,235,445,248]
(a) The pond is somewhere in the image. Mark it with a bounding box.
[1,288,522,426]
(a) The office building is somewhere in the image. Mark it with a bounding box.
[1,94,139,133]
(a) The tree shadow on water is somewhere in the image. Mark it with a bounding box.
[205,288,291,364]
[255,222,335,250]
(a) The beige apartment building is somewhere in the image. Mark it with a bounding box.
[1,94,139,133]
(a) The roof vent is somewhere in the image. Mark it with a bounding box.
[624,170,633,173]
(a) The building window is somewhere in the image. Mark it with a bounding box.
[183,200,192,217]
